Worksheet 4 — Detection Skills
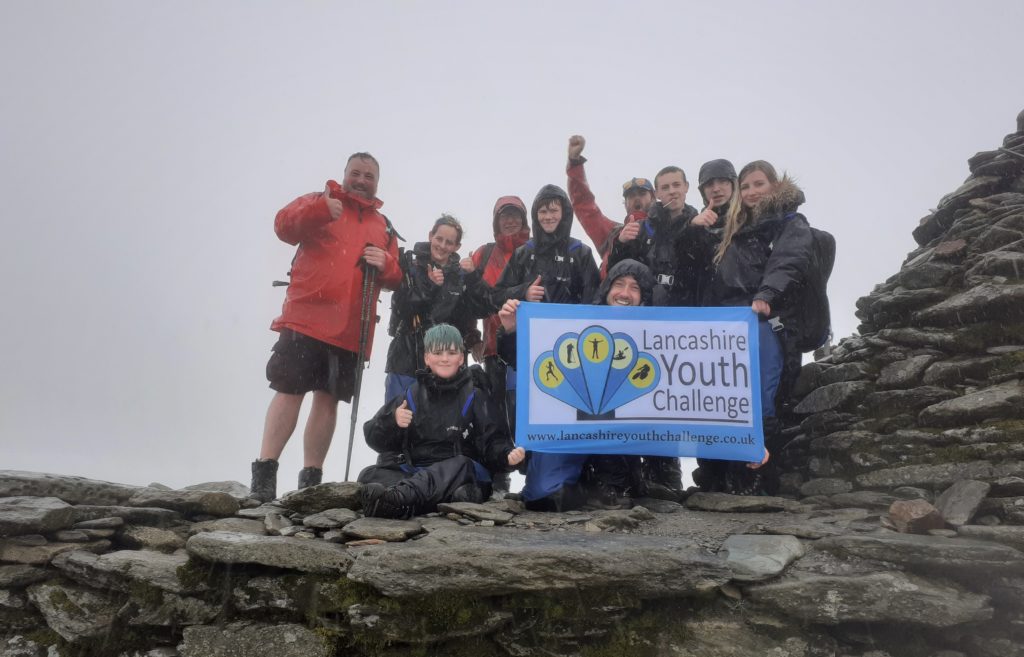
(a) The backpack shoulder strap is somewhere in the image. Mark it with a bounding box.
[479,243,497,269]
[380,213,405,246]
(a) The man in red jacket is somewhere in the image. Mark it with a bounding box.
[566,135,656,276]
[251,152,402,502]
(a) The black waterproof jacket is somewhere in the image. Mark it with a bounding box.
[607,201,702,306]
[385,242,493,376]
[364,366,514,474]
[495,185,600,306]
[498,258,656,372]
[688,177,814,311]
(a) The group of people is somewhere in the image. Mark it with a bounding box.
[248,137,819,519]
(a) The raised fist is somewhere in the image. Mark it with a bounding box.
[568,135,586,160]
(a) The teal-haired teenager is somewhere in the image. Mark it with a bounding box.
[359,324,525,518]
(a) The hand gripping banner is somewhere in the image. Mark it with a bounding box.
[516,303,764,462]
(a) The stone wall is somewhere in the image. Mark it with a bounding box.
[3,112,1024,657]
[780,112,1024,525]
[3,469,1024,657]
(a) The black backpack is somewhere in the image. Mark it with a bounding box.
[782,214,836,352]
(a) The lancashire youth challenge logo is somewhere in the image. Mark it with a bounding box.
[532,325,661,414]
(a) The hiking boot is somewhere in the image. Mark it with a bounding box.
[298,466,323,490]
[451,483,484,505]
[249,459,279,503]
[730,471,765,497]
[587,482,632,510]
[361,483,414,519]
[644,481,683,503]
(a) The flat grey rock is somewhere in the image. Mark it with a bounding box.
[236,504,288,519]
[182,480,250,499]
[793,381,874,414]
[860,386,957,416]
[342,517,423,541]
[800,478,852,497]
[277,482,361,514]
[720,534,804,582]
[436,502,515,524]
[957,525,1024,551]
[0,496,75,537]
[0,470,140,506]
[118,525,187,552]
[936,480,991,526]
[748,521,846,540]
[179,621,332,657]
[632,497,683,513]
[816,532,1024,577]
[0,538,110,565]
[876,355,937,389]
[914,282,1024,326]
[856,461,997,489]
[748,571,992,626]
[186,531,352,573]
[72,516,125,530]
[127,489,239,517]
[26,581,120,642]
[53,530,89,542]
[72,504,184,527]
[188,517,266,536]
[347,525,730,598]
[0,564,49,588]
[818,362,872,386]
[686,492,803,513]
[990,476,1024,496]
[301,507,358,529]
[52,548,203,595]
[923,355,1000,386]
[919,380,1024,427]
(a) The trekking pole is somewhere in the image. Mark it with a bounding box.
[344,258,378,481]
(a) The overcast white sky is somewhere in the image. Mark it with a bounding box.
[2,1,1021,490]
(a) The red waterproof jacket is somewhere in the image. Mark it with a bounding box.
[567,158,621,277]
[470,196,530,358]
[270,182,401,356]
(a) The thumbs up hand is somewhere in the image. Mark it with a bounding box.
[525,275,545,302]
[618,221,641,243]
[395,399,413,428]
[323,183,345,220]
[692,203,718,227]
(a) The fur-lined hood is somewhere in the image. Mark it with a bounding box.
[753,176,805,220]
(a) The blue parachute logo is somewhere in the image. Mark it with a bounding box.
[532,325,661,415]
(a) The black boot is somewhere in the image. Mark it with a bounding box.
[249,459,279,503]
[298,466,323,490]
[451,483,485,504]
[361,483,415,519]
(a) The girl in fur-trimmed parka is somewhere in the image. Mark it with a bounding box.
[360,324,525,519]
[685,161,814,495]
